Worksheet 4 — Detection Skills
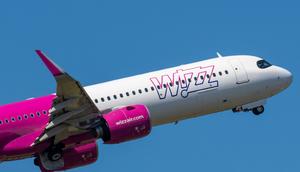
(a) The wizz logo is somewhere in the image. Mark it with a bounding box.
[150,65,219,99]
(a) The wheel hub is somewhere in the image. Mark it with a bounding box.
[51,153,62,161]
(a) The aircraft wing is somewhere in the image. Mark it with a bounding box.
[32,50,101,146]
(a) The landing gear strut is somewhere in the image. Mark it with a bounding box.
[252,106,264,116]
[36,143,65,172]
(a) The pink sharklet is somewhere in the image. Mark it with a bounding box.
[35,50,64,76]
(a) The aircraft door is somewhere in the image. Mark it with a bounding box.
[228,59,249,84]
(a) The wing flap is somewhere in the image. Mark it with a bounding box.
[46,105,89,130]
[49,98,78,114]
[32,50,101,146]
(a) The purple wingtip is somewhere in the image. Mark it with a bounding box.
[35,50,64,76]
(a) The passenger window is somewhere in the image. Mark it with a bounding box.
[225,70,229,74]
[94,99,98,103]
[200,76,204,80]
[120,93,124,98]
[18,116,22,120]
[206,74,210,78]
[169,83,173,87]
[150,87,155,91]
[113,95,117,99]
[182,80,185,84]
[188,78,191,82]
[5,119,9,124]
[175,81,179,85]
[219,72,222,76]
[132,91,136,95]
[43,110,47,115]
[163,84,167,88]
[11,117,15,122]
[157,85,161,89]
[194,77,197,81]
[144,88,148,92]
[126,92,130,96]
[0,120,2,125]
[37,112,41,117]
[30,113,34,118]
[107,96,111,101]
[138,89,142,94]
[101,98,105,102]
[213,73,216,77]
[24,114,28,119]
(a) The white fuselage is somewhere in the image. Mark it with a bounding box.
[84,55,292,126]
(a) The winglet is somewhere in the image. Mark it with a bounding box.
[216,52,222,58]
[35,50,64,76]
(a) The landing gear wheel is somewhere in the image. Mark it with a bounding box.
[47,148,63,161]
[252,106,264,115]
[34,158,39,166]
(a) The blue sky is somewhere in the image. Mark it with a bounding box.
[0,0,299,171]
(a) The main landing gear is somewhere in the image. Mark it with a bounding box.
[47,147,63,162]
[34,144,65,172]
[232,105,265,116]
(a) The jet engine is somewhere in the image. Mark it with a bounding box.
[36,105,151,171]
[36,142,98,172]
[99,105,152,144]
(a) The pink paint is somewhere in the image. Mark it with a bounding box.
[37,142,98,172]
[0,132,20,149]
[61,132,97,148]
[103,105,151,144]
[0,93,100,163]
[36,50,64,76]
[60,142,98,169]
[2,130,43,155]
[0,95,55,159]
[0,95,54,134]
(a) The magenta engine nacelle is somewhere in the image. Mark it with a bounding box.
[102,105,152,144]
[37,142,98,172]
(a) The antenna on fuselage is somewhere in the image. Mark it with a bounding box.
[216,52,223,58]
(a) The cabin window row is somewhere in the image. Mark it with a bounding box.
[0,110,48,125]
[94,70,229,103]
[95,86,156,103]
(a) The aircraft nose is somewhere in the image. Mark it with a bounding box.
[278,67,293,88]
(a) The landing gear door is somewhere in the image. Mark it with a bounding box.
[228,59,249,84]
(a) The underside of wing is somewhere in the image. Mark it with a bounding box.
[33,50,101,146]
[32,50,153,172]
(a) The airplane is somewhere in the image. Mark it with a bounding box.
[0,50,292,172]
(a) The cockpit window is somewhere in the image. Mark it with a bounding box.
[257,60,272,69]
